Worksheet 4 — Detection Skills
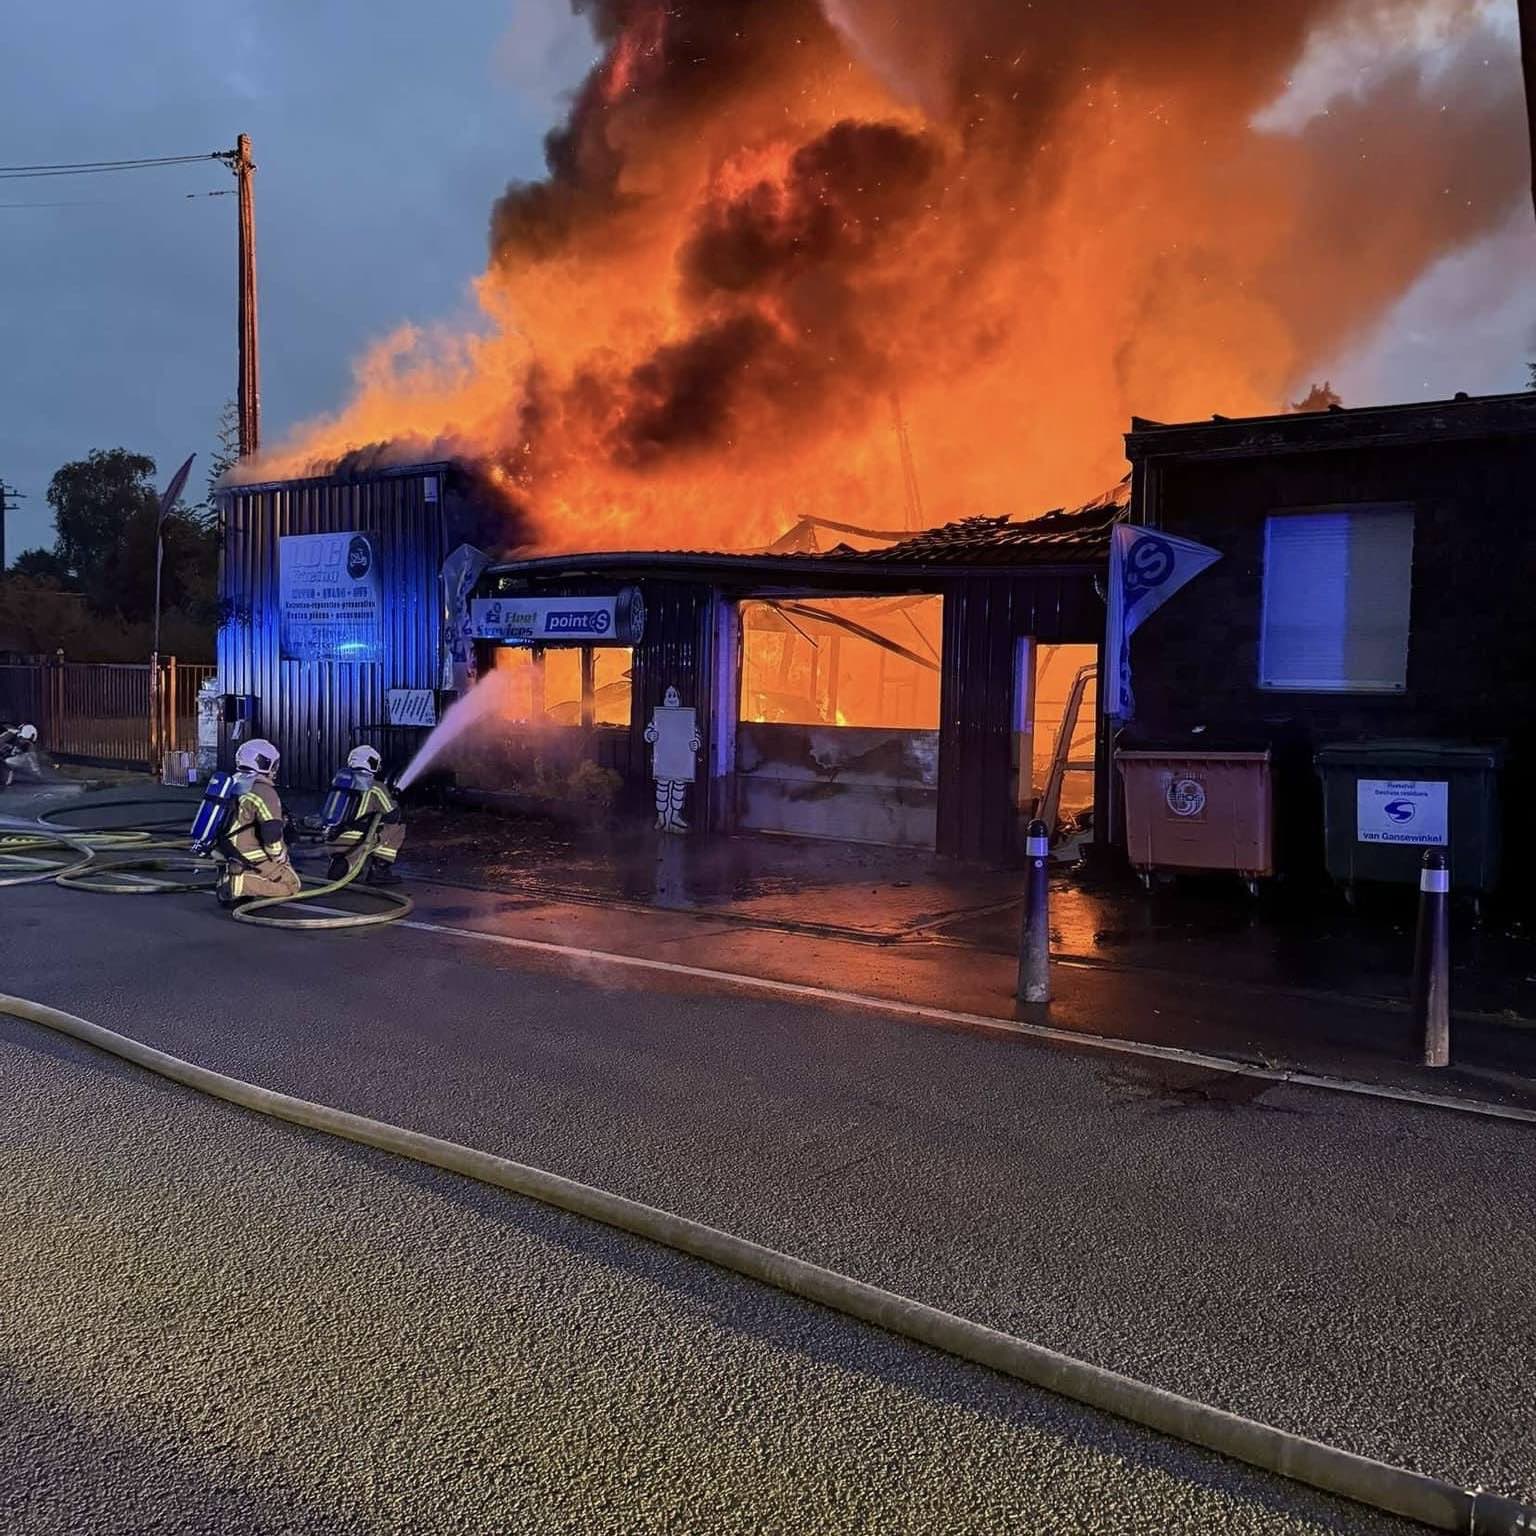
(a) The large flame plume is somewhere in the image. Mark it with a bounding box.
[249,0,1529,553]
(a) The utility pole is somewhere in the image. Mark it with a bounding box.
[0,481,27,574]
[222,133,261,458]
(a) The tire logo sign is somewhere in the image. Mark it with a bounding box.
[1166,777,1206,817]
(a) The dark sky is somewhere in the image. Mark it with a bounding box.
[2,1,1531,557]
[0,0,592,554]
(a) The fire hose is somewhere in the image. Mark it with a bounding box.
[230,811,413,930]
[0,803,411,929]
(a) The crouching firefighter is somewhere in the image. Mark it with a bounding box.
[0,722,41,788]
[192,738,302,910]
[322,745,404,886]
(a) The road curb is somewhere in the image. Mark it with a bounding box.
[397,918,1536,1129]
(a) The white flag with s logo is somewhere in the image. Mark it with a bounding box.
[1105,524,1221,718]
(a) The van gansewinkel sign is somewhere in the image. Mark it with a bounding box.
[279,532,383,662]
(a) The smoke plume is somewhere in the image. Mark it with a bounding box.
[252,0,1530,552]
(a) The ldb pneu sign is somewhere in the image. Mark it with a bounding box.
[278,532,384,662]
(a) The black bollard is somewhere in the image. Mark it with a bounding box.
[1017,817,1051,1005]
[1412,847,1451,1068]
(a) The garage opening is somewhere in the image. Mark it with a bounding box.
[450,644,636,806]
[734,595,941,848]
[1014,640,1097,842]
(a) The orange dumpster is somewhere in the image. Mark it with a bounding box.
[1116,748,1273,892]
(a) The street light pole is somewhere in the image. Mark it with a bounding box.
[150,455,196,772]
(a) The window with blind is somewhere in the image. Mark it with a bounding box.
[1259,507,1414,693]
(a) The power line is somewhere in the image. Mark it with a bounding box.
[0,162,224,181]
[0,153,222,178]
[0,190,233,209]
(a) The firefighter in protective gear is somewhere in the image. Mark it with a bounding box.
[0,723,41,788]
[324,744,405,886]
[217,738,302,909]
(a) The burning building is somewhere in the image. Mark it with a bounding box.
[216,1,1534,872]
[218,390,1536,879]
[218,462,1115,857]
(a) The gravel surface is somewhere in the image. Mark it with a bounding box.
[0,1023,1423,1536]
[1,877,1533,1521]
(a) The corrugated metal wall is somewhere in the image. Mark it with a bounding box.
[218,469,447,788]
[936,570,1102,861]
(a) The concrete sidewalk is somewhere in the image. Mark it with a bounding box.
[8,778,1534,1103]
[400,803,1536,1020]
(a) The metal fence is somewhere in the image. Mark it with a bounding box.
[0,659,215,772]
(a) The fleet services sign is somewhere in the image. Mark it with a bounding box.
[1356,778,1448,846]
[279,532,383,662]
[469,592,644,646]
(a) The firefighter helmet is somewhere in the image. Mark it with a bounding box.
[346,745,381,775]
[235,738,280,777]
[16,723,37,743]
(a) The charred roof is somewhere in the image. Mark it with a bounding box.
[488,480,1126,585]
[1125,389,1536,463]
[820,481,1126,566]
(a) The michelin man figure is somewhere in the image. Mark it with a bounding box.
[645,685,701,832]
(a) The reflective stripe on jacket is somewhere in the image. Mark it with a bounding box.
[332,777,401,845]
[226,776,288,865]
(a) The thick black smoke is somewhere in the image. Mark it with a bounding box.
[479,0,1525,484]
[257,0,1528,538]
[491,0,830,264]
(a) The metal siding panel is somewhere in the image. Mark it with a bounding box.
[218,469,447,788]
[982,576,1016,859]
[960,579,992,860]
[935,585,965,856]
[938,572,1104,861]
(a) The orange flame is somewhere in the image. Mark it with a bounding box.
[248,0,1527,558]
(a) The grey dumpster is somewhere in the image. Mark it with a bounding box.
[1314,739,1503,893]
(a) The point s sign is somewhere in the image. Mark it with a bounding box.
[544,607,612,637]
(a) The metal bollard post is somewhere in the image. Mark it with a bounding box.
[1017,817,1051,1005]
[1412,848,1451,1068]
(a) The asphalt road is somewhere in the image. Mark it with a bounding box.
[2,1021,1422,1536]
[1,865,1533,1529]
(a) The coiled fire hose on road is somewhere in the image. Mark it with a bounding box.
[229,811,413,930]
[0,987,1531,1534]
[0,828,107,887]
[0,802,411,929]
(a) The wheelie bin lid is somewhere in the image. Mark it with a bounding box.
[1115,725,1271,756]
[1314,738,1505,769]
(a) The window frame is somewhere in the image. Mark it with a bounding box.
[494,642,635,729]
[1257,502,1415,696]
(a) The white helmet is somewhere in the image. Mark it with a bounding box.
[16,723,37,743]
[347,745,381,775]
[235,737,280,777]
